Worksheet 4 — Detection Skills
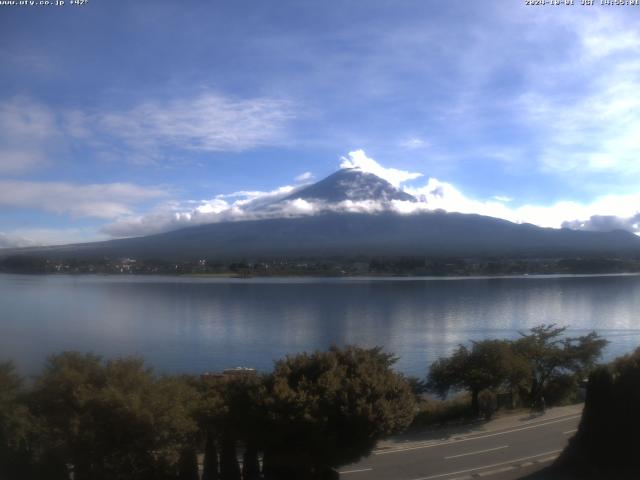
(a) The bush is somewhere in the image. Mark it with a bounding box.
[544,374,580,406]
[478,390,497,420]
[263,346,416,479]
[409,393,473,429]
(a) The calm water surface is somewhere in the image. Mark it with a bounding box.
[2,273,640,377]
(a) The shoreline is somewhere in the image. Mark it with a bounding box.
[2,271,640,282]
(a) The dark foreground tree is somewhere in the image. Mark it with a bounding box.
[201,429,219,480]
[196,376,224,480]
[219,375,264,480]
[555,347,640,478]
[262,346,415,479]
[219,430,241,480]
[196,371,265,480]
[242,441,261,480]
[177,447,199,480]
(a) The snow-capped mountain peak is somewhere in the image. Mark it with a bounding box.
[284,168,416,203]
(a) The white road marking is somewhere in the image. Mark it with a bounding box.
[563,429,577,435]
[409,449,562,480]
[338,467,373,474]
[444,445,508,460]
[375,415,580,455]
[475,465,515,477]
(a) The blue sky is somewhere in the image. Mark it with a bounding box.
[1,0,640,246]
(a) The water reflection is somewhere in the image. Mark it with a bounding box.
[1,274,640,377]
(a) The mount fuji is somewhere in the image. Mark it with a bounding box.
[3,168,640,261]
[283,168,417,204]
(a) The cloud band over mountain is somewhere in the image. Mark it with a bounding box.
[98,151,640,241]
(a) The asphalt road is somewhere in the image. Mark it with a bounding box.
[339,412,581,480]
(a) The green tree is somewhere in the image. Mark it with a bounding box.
[477,390,497,420]
[263,346,415,479]
[428,340,517,415]
[406,376,429,402]
[514,324,607,405]
[0,362,38,479]
[28,352,104,479]
[29,352,199,480]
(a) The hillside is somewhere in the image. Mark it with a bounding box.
[6,211,640,262]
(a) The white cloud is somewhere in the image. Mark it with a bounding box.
[577,11,640,59]
[97,93,294,155]
[0,232,35,249]
[0,181,167,219]
[0,93,295,174]
[217,185,299,211]
[519,79,640,177]
[504,10,640,180]
[402,178,513,220]
[295,171,314,182]
[103,184,301,237]
[101,207,218,238]
[0,97,56,140]
[0,228,107,248]
[405,178,640,234]
[0,150,46,175]
[382,8,640,191]
[562,214,640,234]
[281,198,317,215]
[0,97,58,174]
[399,137,429,150]
[194,198,231,215]
[339,150,422,187]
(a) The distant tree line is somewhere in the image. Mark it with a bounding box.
[0,347,415,480]
[2,254,640,276]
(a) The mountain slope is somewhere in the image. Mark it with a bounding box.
[11,211,640,261]
[4,169,640,262]
[283,169,416,203]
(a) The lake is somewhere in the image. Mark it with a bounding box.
[2,273,640,377]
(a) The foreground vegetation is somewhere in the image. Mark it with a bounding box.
[549,347,640,478]
[0,347,415,480]
[426,325,607,417]
[0,325,628,479]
